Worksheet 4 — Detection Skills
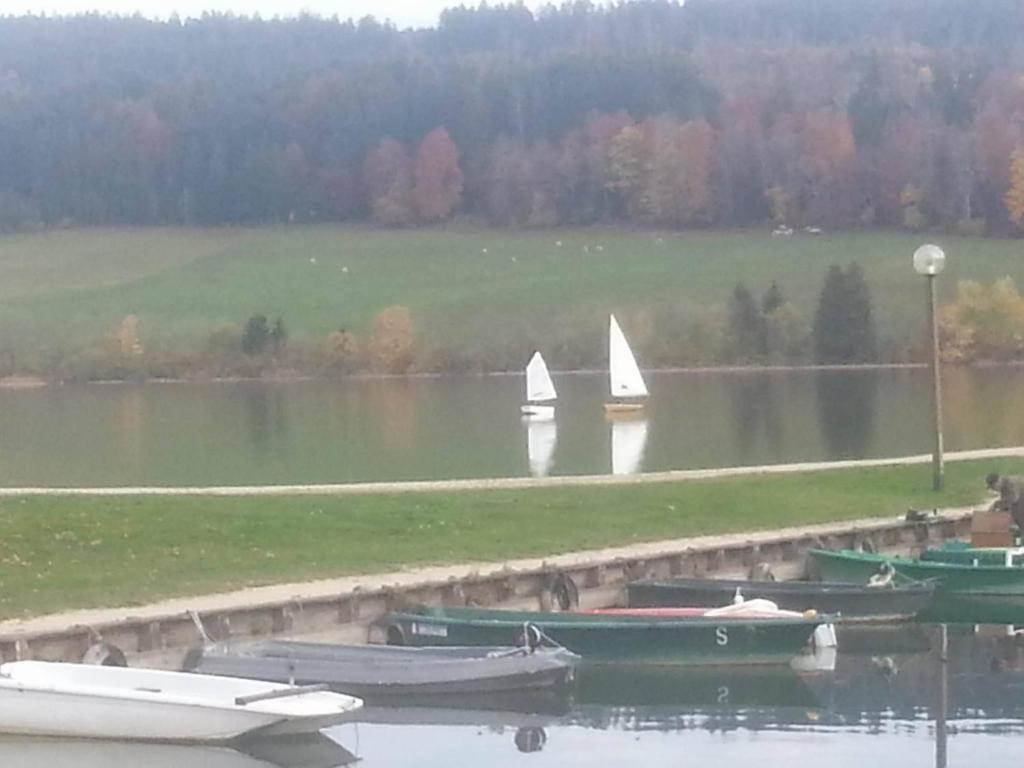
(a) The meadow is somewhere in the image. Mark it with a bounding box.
[0,457,1018,619]
[1,225,1022,375]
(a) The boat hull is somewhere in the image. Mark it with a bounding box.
[809,548,1024,595]
[188,642,575,698]
[603,402,645,415]
[626,578,935,622]
[0,662,360,743]
[520,404,555,420]
[920,542,1024,567]
[380,607,825,665]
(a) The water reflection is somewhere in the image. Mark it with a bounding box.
[728,373,784,463]
[343,624,1024,766]
[610,417,647,475]
[0,731,358,768]
[6,368,1024,486]
[243,384,288,455]
[816,369,879,458]
[525,418,557,477]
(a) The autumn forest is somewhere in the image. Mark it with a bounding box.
[2,0,1024,234]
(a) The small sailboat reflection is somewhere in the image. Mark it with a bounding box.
[526,418,558,477]
[611,417,648,475]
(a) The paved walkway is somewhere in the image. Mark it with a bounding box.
[0,446,1021,496]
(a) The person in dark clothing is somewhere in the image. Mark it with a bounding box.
[986,472,1024,532]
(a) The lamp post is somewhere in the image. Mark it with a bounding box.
[913,244,946,491]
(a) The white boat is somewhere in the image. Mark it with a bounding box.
[527,418,557,477]
[611,417,647,475]
[605,315,648,414]
[521,351,556,419]
[0,661,362,743]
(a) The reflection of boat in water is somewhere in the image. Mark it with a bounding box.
[526,418,557,477]
[572,663,820,710]
[808,625,1024,723]
[611,416,647,475]
[0,732,359,768]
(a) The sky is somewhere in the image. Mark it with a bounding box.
[1,0,465,29]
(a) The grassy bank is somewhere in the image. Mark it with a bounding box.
[1,226,1023,376]
[1,457,1019,620]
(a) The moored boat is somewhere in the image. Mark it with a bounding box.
[919,541,1024,567]
[186,641,576,698]
[809,548,1024,594]
[379,606,831,665]
[0,661,362,743]
[626,577,936,622]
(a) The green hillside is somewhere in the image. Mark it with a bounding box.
[0,226,1019,375]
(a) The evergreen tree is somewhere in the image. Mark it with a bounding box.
[729,282,767,362]
[813,264,878,364]
[762,281,784,315]
[242,314,270,356]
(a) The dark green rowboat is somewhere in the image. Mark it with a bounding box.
[809,548,1024,595]
[379,606,829,665]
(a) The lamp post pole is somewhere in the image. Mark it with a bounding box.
[914,244,946,492]
[926,272,944,491]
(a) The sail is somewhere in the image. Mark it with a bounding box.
[612,418,648,475]
[525,351,557,403]
[527,419,557,477]
[609,315,649,398]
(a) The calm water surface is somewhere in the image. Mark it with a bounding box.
[1,368,1023,486]
[3,624,1021,766]
[333,624,1024,767]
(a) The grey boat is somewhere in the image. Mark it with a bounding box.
[185,641,577,698]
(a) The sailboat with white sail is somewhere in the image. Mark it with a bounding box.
[527,418,557,477]
[611,417,648,475]
[605,314,648,414]
[521,351,557,420]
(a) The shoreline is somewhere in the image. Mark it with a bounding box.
[1,446,1020,496]
[0,361,964,389]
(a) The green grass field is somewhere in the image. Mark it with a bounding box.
[1,458,1018,620]
[1,226,1022,371]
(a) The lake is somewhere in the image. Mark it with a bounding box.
[2,623,1018,766]
[0,367,1022,487]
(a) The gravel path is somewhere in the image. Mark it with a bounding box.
[0,447,1021,497]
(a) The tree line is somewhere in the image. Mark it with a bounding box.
[2,1,1024,233]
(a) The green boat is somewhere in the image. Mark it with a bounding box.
[919,541,1024,567]
[809,548,1024,595]
[379,606,829,665]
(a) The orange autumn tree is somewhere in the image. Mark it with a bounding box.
[1006,148,1024,231]
[363,137,415,226]
[413,128,463,223]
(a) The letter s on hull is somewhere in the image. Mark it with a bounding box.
[715,626,728,646]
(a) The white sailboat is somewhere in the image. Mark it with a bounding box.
[611,417,648,475]
[605,314,648,414]
[526,418,557,477]
[521,351,557,420]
